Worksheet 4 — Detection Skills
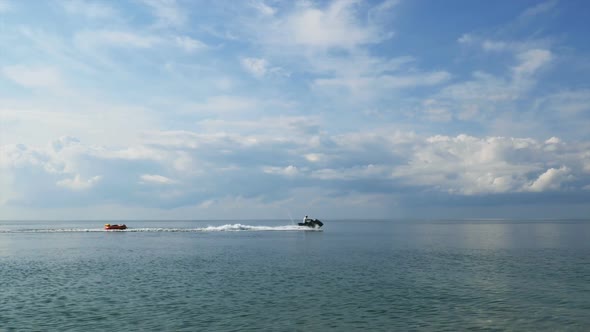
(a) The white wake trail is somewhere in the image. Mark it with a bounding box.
[0,224,322,233]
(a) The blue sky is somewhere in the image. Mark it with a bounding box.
[1,0,590,220]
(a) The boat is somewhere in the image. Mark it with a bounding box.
[104,224,127,230]
[298,218,324,228]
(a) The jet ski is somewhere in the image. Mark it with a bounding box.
[298,219,324,228]
[104,224,127,230]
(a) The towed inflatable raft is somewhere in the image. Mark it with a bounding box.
[104,224,127,230]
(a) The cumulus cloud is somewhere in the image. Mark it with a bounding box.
[527,167,573,192]
[52,136,81,152]
[391,134,586,195]
[57,174,102,190]
[3,130,589,213]
[281,0,382,49]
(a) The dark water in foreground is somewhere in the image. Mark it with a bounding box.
[1,219,589,331]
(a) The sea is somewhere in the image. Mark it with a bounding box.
[1,219,589,331]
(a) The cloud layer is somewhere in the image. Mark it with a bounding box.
[2,130,589,218]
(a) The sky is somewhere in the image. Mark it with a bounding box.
[1,0,590,220]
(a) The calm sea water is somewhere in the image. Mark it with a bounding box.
[1,219,589,331]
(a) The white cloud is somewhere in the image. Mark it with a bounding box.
[255,0,386,51]
[95,146,165,161]
[520,0,558,18]
[534,89,590,115]
[2,130,590,215]
[305,153,324,162]
[457,33,551,54]
[527,167,572,192]
[285,0,380,49]
[240,57,287,78]
[75,30,161,49]
[429,47,552,122]
[457,33,473,44]
[72,30,211,62]
[423,108,452,122]
[57,174,102,190]
[60,0,116,19]
[313,70,451,96]
[240,57,270,78]
[391,135,583,195]
[311,164,389,180]
[140,174,177,185]
[513,49,552,78]
[304,54,414,78]
[448,28,553,124]
[185,115,319,139]
[175,36,207,52]
[368,0,399,23]
[250,0,276,16]
[386,71,452,87]
[15,27,102,75]
[141,0,186,27]
[230,1,412,105]
[52,136,81,152]
[439,72,519,102]
[263,165,299,177]
[482,40,509,51]
[2,65,63,89]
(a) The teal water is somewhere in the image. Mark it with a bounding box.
[1,220,589,331]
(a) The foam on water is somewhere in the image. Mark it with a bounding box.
[0,223,322,233]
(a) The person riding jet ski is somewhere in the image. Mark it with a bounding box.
[298,215,324,228]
